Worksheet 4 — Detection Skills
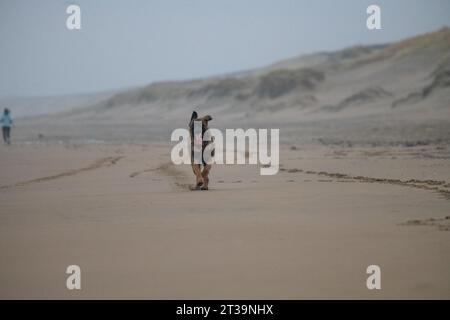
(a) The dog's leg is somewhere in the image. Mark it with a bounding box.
[201,164,211,190]
[192,164,204,187]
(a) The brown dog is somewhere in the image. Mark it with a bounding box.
[189,111,213,190]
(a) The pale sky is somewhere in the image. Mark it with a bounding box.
[1,0,449,97]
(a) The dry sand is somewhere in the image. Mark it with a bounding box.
[1,142,449,299]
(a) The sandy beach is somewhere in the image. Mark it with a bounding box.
[1,142,449,299]
[1,18,450,300]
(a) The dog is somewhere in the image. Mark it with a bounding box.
[188,111,214,190]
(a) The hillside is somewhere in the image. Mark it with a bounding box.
[18,27,450,145]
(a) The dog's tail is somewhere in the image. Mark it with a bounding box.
[190,111,198,121]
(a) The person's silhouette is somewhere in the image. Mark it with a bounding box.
[1,108,13,145]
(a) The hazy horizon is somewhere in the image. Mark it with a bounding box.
[1,0,450,98]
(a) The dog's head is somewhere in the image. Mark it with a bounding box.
[189,111,212,133]
[199,115,213,128]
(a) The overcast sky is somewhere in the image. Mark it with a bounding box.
[1,0,449,97]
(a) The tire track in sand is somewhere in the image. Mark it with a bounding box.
[129,168,157,178]
[280,167,450,200]
[0,156,123,190]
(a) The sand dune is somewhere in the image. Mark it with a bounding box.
[12,28,450,147]
[73,28,450,119]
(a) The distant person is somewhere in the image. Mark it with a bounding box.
[1,108,13,145]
